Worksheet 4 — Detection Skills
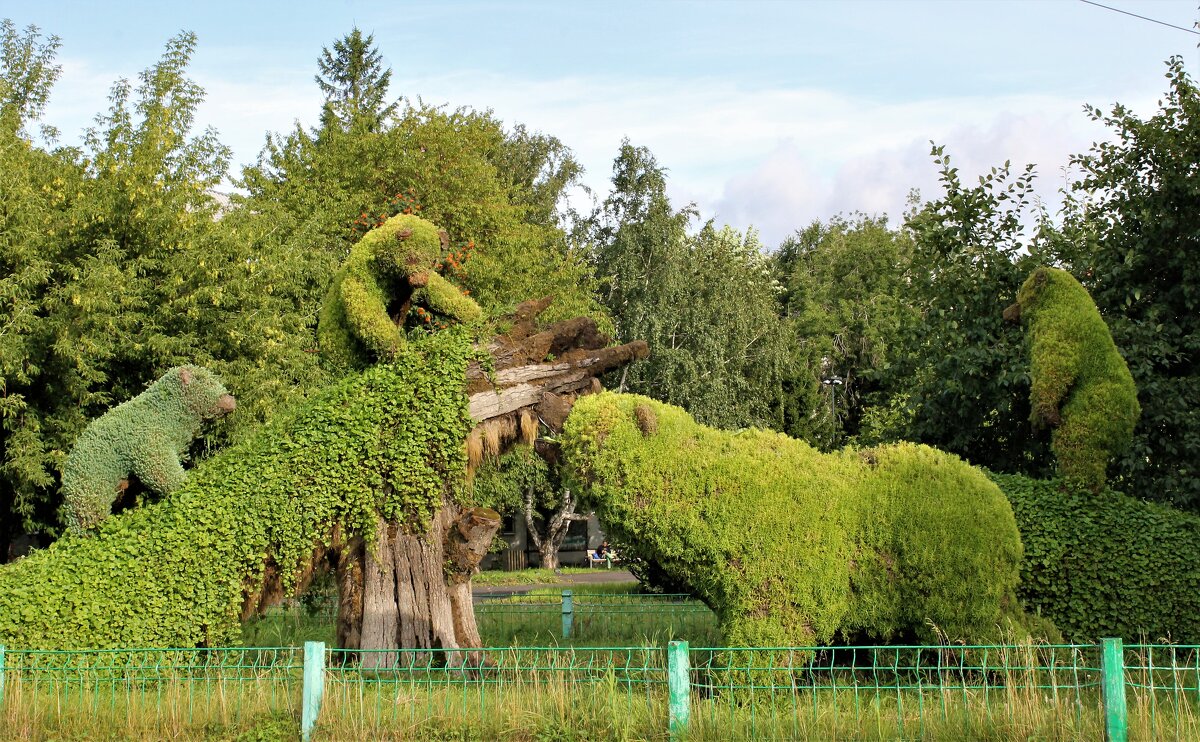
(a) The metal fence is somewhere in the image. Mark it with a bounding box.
[2,640,1197,740]
[0,646,300,738]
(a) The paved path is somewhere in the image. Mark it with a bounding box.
[473,569,638,598]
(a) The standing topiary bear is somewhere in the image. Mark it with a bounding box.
[561,393,1036,648]
[1004,267,1140,491]
[318,214,483,372]
[62,366,236,534]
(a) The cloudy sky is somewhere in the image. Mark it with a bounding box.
[6,0,1199,245]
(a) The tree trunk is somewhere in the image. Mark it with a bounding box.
[333,298,647,664]
[335,504,499,668]
[524,486,591,571]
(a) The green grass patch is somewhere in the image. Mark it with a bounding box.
[471,567,612,586]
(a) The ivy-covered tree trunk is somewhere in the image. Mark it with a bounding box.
[332,298,647,664]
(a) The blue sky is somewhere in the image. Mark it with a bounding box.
[4,0,1198,244]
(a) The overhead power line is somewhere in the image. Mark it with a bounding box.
[1078,0,1200,36]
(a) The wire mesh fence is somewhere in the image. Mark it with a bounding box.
[1125,644,1200,741]
[318,646,668,739]
[686,643,1106,740]
[0,647,301,739]
[3,641,1199,739]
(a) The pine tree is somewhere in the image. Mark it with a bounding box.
[314,28,398,135]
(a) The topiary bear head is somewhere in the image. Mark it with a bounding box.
[364,214,450,281]
[559,393,677,511]
[1003,266,1056,324]
[176,366,236,420]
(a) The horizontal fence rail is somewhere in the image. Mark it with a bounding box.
[3,641,1198,740]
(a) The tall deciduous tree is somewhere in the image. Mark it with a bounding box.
[774,215,915,447]
[472,445,590,571]
[588,142,789,429]
[245,37,604,329]
[0,30,328,554]
[869,146,1052,475]
[0,21,80,554]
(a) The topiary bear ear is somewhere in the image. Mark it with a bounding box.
[180,367,192,386]
[634,403,658,437]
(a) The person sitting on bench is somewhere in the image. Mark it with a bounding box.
[589,540,612,568]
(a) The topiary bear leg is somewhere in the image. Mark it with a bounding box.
[416,272,483,324]
[64,480,119,533]
[340,274,405,357]
[131,445,188,497]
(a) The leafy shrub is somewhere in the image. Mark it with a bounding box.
[0,330,474,649]
[561,393,1032,648]
[995,472,1200,642]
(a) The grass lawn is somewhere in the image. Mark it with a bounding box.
[471,566,619,586]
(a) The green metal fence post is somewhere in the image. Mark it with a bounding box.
[301,641,326,742]
[667,640,690,738]
[561,589,574,638]
[0,644,6,706]
[1101,638,1128,742]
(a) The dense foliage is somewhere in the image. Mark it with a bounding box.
[471,445,553,515]
[2,20,1198,661]
[1009,267,1139,490]
[995,472,1200,643]
[0,27,600,549]
[62,366,235,532]
[0,330,474,649]
[773,215,915,447]
[0,28,329,551]
[869,148,1049,475]
[561,392,1030,647]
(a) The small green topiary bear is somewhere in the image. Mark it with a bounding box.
[62,366,236,533]
[318,214,483,372]
[1004,267,1140,491]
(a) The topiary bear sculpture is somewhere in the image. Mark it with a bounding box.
[318,214,483,372]
[62,365,236,534]
[1004,267,1139,491]
[561,393,1036,648]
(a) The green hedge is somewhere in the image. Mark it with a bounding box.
[0,330,474,649]
[561,393,1031,647]
[995,472,1200,642]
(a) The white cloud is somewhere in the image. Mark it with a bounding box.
[39,60,1160,246]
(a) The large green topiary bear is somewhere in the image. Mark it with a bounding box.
[560,393,1034,648]
[62,366,236,534]
[1004,267,1140,491]
[318,214,483,372]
